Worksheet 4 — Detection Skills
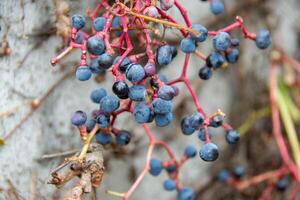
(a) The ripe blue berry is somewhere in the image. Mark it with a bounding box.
[256,29,272,49]
[155,112,173,127]
[98,53,113,69]
[133,102,151,123]
[90,88,107,103]
[188,112,204,129]
[181,117,195,135]
[225,129,240,144]
[87,36,105,55]
[74,32,84,44]
[158,85,175,100]
[190,24,208,42]
[99,96,120,113]
[198,127,212,141]
[112,16,120,28]
[225,48,239,63]
[212,32,231,51]
[180,38,196,53]
[177,187,195,200]
[163,179,176,191]
[210,0,225,15]
[149,158,162,176]
[86,119,96,132]
[116,130,131,145]
[96,114,110,128]
[89,57,104,73]
[233,165,245,178]
[166,165,176,173]
[152,98,172,114]
[129,85,146,101]
[206,51,225,69]
[199,143,219,161]
[217,169,230,182]
[276,178,289,191]
[95,131,112,145]
[156,45,173,66]
[230,38,240,47]
[184,145,197,158]
[113,56,131,73]
[76,66,92,81]
[71,110,87,126]
[209,115,223,127]
[93,17,107,32]
[170,46,178,59]
[198,66,213,80]
[71,14,86,30]
[125,64,145,82]
[112,80,129,99]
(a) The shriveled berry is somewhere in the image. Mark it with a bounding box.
[71,14,86,30]
[76,66,92,81]
[87,36,105,55]
[71,111,87,126]
[199,143,219,161]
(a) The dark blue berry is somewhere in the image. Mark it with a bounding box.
[209,115,223,127]
[74,32,84,44]
[90,88,107,103]
[99,96,120,113]
[152,98,172,114]
[225,48,239,63]
[170,46,178,59]
[87,36,105,55]
[210,0,225,15]
[199,143,219,161]
[116,130,131,145]
[184,145,197,158]
[76,66,92,81]
[188,112,204,129]
[158,85,175,100]
[71,111,87,126]
[276,178,289,191]
[93,17,107,32]
[206,51,225,69]
[112,80,129,99]
[112,16,120,28]
[71,14,86,30]
[181,117,195,135]
[89,57,104,73]
[198,127,212,141]
[180,38,196,53]
[225,129,240,144]
[213,32,231,51]
[177,187,195,200]
[256,29,272,49]
[217,169,230,182]
[113,56,131,73]
[230,38,240,47]
[95,131,112,145]
[166,165,176,173]
[190,24,208,42]
[156,45,173,65]
[233,165,245,178]
[198,66,213,80]
[149,158,162,176]
[98,53,113,69]
[125,64,145,82]
[129,85,146,101]
[96,114,110,128]
[133,102,151,123]
[163,179,176,191]
[155,112,173,127]
[86,119,96,132]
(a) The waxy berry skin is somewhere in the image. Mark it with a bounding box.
[152,98,172,114]
[71,111,87,126]
[188,112,204,129]
[86,119,96,132]
[112,80,129,99]
[206,51,225,69]
[184,145,197,158]
[233,165,245,178]
[116,130,131,145]
[225,129,240,144]
[213,32,231,51]
[158,85,175,100]
[99,96,120,113]
[156,45,173,65]
[209,115,224,127]
[87,36,106,55]
[125,64,145,82]
[76,66,92,81]
[113,56,131,73]
[198,66,213,80]
[133,102,151,123]
[96,114,110,128]
[163,179,176,191]
[225,48,239,63]
[198,127,212,141]
[71,14,86,30]
[98,53,113,69]
[210,0,225,15]
[217,169,230,182]
[155,112,173,127]
[199,143,219,161]
[74,32,84,44]
[276,178,289,191]
[181,117,195,135]
[149,158,163,176]
[90,88,107,103]
[190,24,208,42]
[256,29,272,49]
[95,131,112,145]
[93,17,107,32]
[89,57,104,74]
[177,187,195,200]
[129,85,146,101]
[180,38,196,53]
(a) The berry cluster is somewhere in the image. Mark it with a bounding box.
[50,0,271,199]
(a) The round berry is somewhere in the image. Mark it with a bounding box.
[163,179,176,191]
[160,0,174,11]
[180,38,196,53]
[190,24,208,42]
[156,45,173,66]
[90,88,107,103]
[198,127,212,142]
[74,32,84,44]
[217,169,230,182]
[71,110,87,126]
[93,17,107,32]
[184,145,197,158]
[100,96,120,113]
[152,98,172,114]
[206,51,225,69]
[199,143,219,162]
[95,131,112,145]
[256,29,272,49]
[230,38,240,47]
[96,114,110,128]
[209,115,223,127]
[210,0,225,15]
[158,85,175,100]
[129,85,146,101]
[87,36,105,55]
[116,130,131,145]
[276,178,289,191]
[170,46,178,59]
[144,63,156,76]
[149,158,162,176]
[125,64,145,82]
[89,57,104,73]
[166,165,176,173]
[188,112,204,129]
[113,56,131,73]
[225,129,240,144]
[225,48,239,63]
[98,53,113,69]
[71,14,86,30]
[133,102,151,123]
[155,112,173,127]
[198,66,213,80]
[233,165,245,178]
[177,187,195,200]
[181,117,195,135]
[212,32,231,51]
[86,119,96,132]
[112,80,129,99]
[76,66,92,81]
